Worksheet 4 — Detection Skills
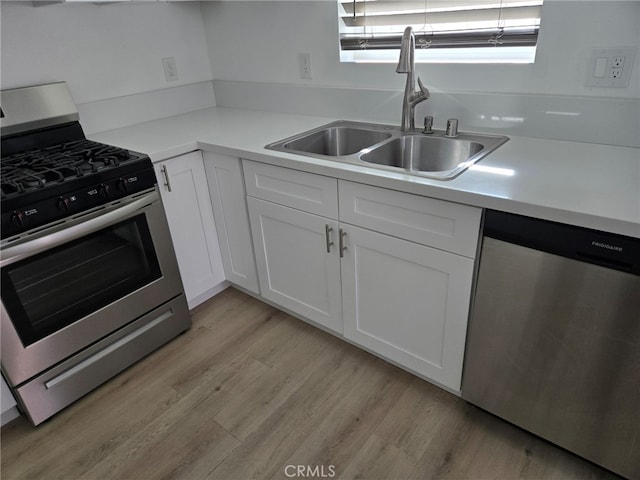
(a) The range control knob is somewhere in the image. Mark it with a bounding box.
[99,183,111,198]
[11,210,25,227]
[57,196,71,212]
[117,177,129,193]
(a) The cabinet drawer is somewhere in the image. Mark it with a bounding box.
[243,160,338,218]
[339,181,481,258]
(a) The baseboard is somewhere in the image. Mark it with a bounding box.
[187,281,230,311]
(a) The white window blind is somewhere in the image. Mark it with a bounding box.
[338,0,544,64]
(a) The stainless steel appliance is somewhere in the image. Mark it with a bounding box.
[462,210,640,479]
[1,82,191,425]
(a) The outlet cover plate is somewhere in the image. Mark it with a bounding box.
[586,47,636,87]
[162,57,179,82]
[300,53,312,80]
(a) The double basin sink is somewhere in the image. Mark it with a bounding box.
[266,121,509,180]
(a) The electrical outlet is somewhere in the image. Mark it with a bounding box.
[162,57,179,82]
[612,56,625,68]
[300,53,312,80]
[586,47,636,88]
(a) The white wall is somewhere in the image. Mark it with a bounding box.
[0,2,213,104]
[0,0,637,140]
[201,0,640,99]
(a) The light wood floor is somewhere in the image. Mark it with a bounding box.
[1,288,621,480]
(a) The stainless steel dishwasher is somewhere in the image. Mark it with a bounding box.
[462,210,640,479]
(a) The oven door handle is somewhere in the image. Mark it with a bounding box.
[0,191,159,268]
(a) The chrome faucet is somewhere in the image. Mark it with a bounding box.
[396,26,430,131]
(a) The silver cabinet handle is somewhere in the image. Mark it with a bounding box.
[339,228,347,258]
[161,164,172,192]
[325,224,334,253]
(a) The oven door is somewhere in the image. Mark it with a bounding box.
[1,188,185,386]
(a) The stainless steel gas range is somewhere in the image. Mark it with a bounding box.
[0,82,191,425]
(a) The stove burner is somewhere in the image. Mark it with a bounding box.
[76,160,108,174]
[1,140,135,199]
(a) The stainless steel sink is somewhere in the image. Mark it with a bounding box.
[361,136,484,172]
[266,121,508,180]
[282,126,392,156]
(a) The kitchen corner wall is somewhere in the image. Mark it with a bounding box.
[1,1,638,144]
[0,1,215,134]
[202,0,640,147]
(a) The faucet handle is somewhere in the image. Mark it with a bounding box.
[422,116,434,134]
[445,118,459,137]
[417,77,430,99]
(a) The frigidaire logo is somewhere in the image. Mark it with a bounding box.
[591,241,623,252]
[284,465,336,478]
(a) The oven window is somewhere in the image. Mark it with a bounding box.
[1,214,162,346]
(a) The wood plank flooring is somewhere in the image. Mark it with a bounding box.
[1,288,622,480]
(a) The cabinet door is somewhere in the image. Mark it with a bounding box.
[156,151,225,308]
[341,225,474,392]
[247,197,342,333]
[203,153,259,294]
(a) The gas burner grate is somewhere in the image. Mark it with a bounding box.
[1,139,135,199]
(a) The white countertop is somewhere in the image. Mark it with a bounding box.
[89,106,640,238]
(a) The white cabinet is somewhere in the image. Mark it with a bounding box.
[341,225,474,391]
[203,153,259,294]
[243,161,480,392]
[247,197,342,334]
[156,151,225,308]
[243,161,339,218]
[338,180,481,258]
[339,181,480,391]
[244,160,342,333]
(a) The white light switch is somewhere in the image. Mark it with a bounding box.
[594,57,608,78]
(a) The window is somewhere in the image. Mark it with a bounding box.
[338,0,544,64]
